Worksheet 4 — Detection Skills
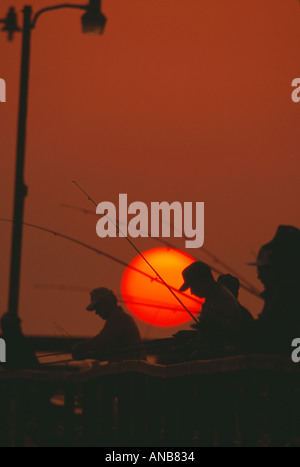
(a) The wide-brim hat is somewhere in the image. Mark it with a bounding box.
[247,246,273,267]
[247,225,300,270]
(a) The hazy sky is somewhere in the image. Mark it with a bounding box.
[1,0,300,340]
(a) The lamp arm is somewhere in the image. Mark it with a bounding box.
[31,3,87,28]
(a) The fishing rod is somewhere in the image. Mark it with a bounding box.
[38,351,71,358]
[35,284,91,293]
[42,358,76,366]
[38,333,190,361]
[61,203,94,215]
[0,218,201,309]
[61,202,261,298]
[47,321,92,367]
[53,321,73,339]
[72,181,200,324]
[40,332,203,364]
[52,320,84,359]
[35,283,200,313]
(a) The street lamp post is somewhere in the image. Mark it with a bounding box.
[1,1,107,320]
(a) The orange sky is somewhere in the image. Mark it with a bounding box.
[0,0,300,340]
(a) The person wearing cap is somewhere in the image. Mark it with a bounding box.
[72,288,145,362]
[179,261,248,348]
[217,274,254,324]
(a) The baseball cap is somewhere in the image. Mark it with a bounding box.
[179,261,212,292]
[86,287,117,311]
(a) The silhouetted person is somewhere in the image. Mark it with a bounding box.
[0,313,39,369]
[217,274,254,323]
[72,288,145,362]
[248,225,300,354]
[179,261,249,352]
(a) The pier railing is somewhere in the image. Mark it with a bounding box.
[0,354,300,447]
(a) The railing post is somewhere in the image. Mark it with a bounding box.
[0,382,11,446]
[82,380,98,446]
[64,382,76,446]
[15,380,26,446]
[146,376,163,446]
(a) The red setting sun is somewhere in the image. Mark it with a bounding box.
[121,247,204,327]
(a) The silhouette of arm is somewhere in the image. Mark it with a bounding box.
[72,315,122,360]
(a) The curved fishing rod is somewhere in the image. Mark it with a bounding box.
[35,283,198,313]
[35,283,202,351]
[42,358,76,366]
[53,320,90,369]
[40,333,202,364]
[61,202,261,298]
[61,203,94,215]
[0,218,201,310]
[38,330,200,361]
[72,181,200,324]
[38,351,71,358]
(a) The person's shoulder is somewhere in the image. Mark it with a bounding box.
[119,307,141,328]
[217,283,237,302]
[114,306,127,316]
[216,283,240,311]
[114,306,135,322]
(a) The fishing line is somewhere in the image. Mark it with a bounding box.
[34,284,202,313]
[72,181,200,324]
[0,218,200,306]
[61,202,261,298]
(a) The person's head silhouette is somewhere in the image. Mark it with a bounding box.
[86,287,118,320]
